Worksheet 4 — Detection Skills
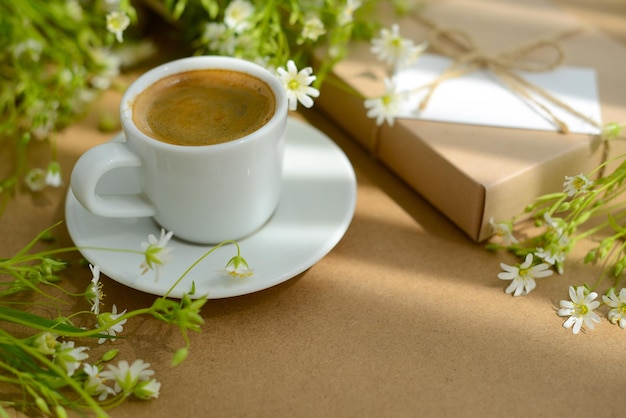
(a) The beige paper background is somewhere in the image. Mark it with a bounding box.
[2,1,626,417]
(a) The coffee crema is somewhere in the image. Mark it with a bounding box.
[132,69,275,146]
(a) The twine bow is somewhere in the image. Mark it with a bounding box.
[411,15,602,134]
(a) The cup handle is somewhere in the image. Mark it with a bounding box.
[70,141,156,218]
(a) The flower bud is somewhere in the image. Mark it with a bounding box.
[171,347,188,366]
[55,405,68,418]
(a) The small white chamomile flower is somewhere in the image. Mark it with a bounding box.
[558,285,601,334]
[276,60,320,111]
[498,254,553,297]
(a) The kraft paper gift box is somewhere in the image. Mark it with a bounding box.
[316,0,626,242]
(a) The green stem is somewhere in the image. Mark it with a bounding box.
[0,328,109,417]
[0,307,152,340]
[162,240,238,298]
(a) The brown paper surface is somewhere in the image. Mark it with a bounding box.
[317,0,626,241]
[2,1,626,417]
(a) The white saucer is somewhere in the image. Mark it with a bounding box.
[65,118,357,299]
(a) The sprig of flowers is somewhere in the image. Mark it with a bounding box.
[0,223,253,416]
[363,23,429,126]
[0,0,153,215]
[487,123,626,334]
[185,0,380,82]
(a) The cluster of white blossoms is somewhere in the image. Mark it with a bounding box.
[364,24,429,126]
[491,171,626,334]
[492,175,592,283]
[105,1,320,113]
[34,330,160,401]
[208,0,322,110]
[53,226,253,409]
[200,0,360,49]
[24,161,63,192]
[86,262,129,345]
[554,282,626,335]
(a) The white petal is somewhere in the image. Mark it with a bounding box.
[286,60,298,74]
[498,272,516,280]
[568,286,577,302]
[585,292,599,303]
[602,294,616,307]
[562,316,576,329]
[588,311,602,323]
[520,254,533,268]
[297,94,314,108]
[504,281,519,295]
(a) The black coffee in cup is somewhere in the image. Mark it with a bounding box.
[132,69,276,146]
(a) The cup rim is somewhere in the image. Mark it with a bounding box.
[120,56,288,150]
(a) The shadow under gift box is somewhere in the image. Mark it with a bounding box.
[316,0,626,242]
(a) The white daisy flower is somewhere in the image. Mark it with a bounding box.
[201,22,227,50]
[224,0,255,34]
[497,253,553,297]
[106,11,131,43]
[134,378,161,400]
[83,364,116,401]
[563,173,592,197]
[602,288,626,329]
[25,168,47,192]
[371,24,427,70]
[337,0,362,26]
[44,161,62,188]
[276,60,320,111]
[140,229,175,281]
[558,286,601,334]
[86,264,103,315]
[301,15,326,42]
[364,78,409,127]
[33,332,58,356]
[222,255,253,278]
[100,359,155,395]
[53,341,89,376]
[489,217,518,246]
[97,304,128,344]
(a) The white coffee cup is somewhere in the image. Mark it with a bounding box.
[70,56,287,244]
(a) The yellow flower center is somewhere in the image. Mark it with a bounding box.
[288,79,300,91]
[573,177,586,190]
